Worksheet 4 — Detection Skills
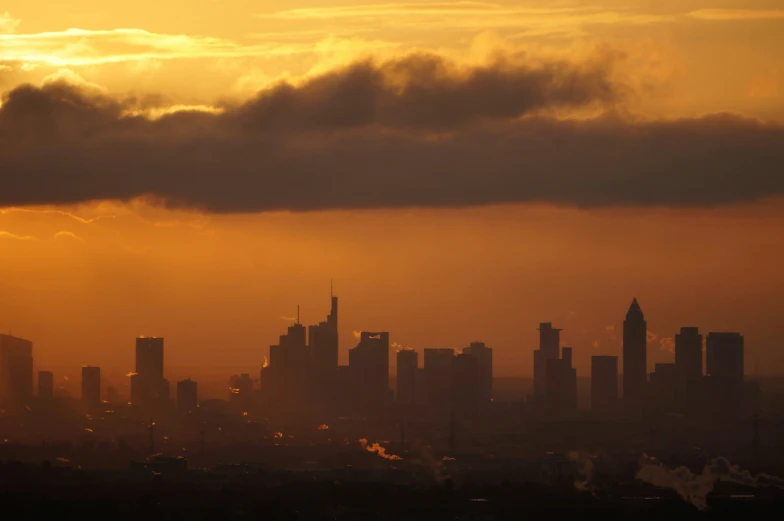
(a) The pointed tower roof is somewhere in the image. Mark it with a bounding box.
[626,298,644,320]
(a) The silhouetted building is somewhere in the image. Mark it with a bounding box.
[177,378,198,413]
[130,373,143,405]
[452,353,480,411]
[675,327,703,404]
[264,295,342,414]
[545,347,576,413]
[229,373,254,407]
[133,337,167,408]
[649,363,677,413]
[623,298,647,406]
[348,332,390,412]
[335,365,352,410]
[706,332,744,384]
[533,323,561,399]
[309,294,339,374]
[266,319,308,409]
[590,356,618,413]
[307,294,340,412]
[37,370,54,400]
[464,341,493,402]
[81,366,101,410]
[396,349,418,407]
[423,348,455,409]
[136,337,164,381]
[705,332,745,416]
[0,334,33,407]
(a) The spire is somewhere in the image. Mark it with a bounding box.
[626,298,644,320]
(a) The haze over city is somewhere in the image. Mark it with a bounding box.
[1,2,783,518]
[1,1,783,381]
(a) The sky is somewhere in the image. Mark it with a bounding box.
[1,1,783,383]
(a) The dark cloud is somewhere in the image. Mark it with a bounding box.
[232,53,619,131]
[0,53,783,213]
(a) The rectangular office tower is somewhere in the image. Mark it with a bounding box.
[0,334,34,406]
[38,370,54,400]
[136,337,164,381]
[132,337,167,407]
[464,342,493,403]
[452,353,481,410]
[423,348,455,408]
[649,363,677,413]
[177,378,198,413]
[533,323,562,399]
[591,356,618,413]
[396,349,418,407]
[705,332,746,417]
[545,347,577,413]
[707,332,744,384]
[82,366,101,409]
[348,332,391,411]
[675,327,703,402]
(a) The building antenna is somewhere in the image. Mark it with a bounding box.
[297,305,300,325]
[330,279,333,298]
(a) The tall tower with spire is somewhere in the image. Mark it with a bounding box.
[623,298,647,406]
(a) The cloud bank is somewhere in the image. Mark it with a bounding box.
[1,52,783,213]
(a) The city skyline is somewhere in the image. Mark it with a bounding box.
[1,294,751,405]
[0,2,782,516]
[1,0,783,380]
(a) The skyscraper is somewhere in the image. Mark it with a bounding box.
[545,347,576,413]
[396,349,418,407]
[591,355,618,413]
[649,363,677,413]
[132,337,166,407]
[267,318,309,413]
[37,370,54,400]
[675,327,703,403]
[464,341,493,403]
[423,348,455,408]
[136,337,164,381]
[348,332,391,411]
[706,332,744,384]
[308,294,339,373]
[177,378,198,413]
[534,323,561,399]
[452,353,481,411]
[0,334,33,407]
[306,294,340,412]
[81,366,101,410]
[622,298,647,404]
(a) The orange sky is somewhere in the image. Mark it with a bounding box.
[1,1,783,380]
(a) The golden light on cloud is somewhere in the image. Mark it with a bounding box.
[689,9,784,21]
[0,11,21,33]
[53,230,85,242]
[261,2,585,19]
[0,230,37,241]
[0,0,783,380]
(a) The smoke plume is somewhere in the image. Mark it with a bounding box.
[636,454,784,510]
[567,451,596,492]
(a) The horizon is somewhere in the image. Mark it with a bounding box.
[2,1,783,378]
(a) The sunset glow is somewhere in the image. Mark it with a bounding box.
[1,0,783,385]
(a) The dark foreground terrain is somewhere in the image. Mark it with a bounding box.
[1,463,782,521]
